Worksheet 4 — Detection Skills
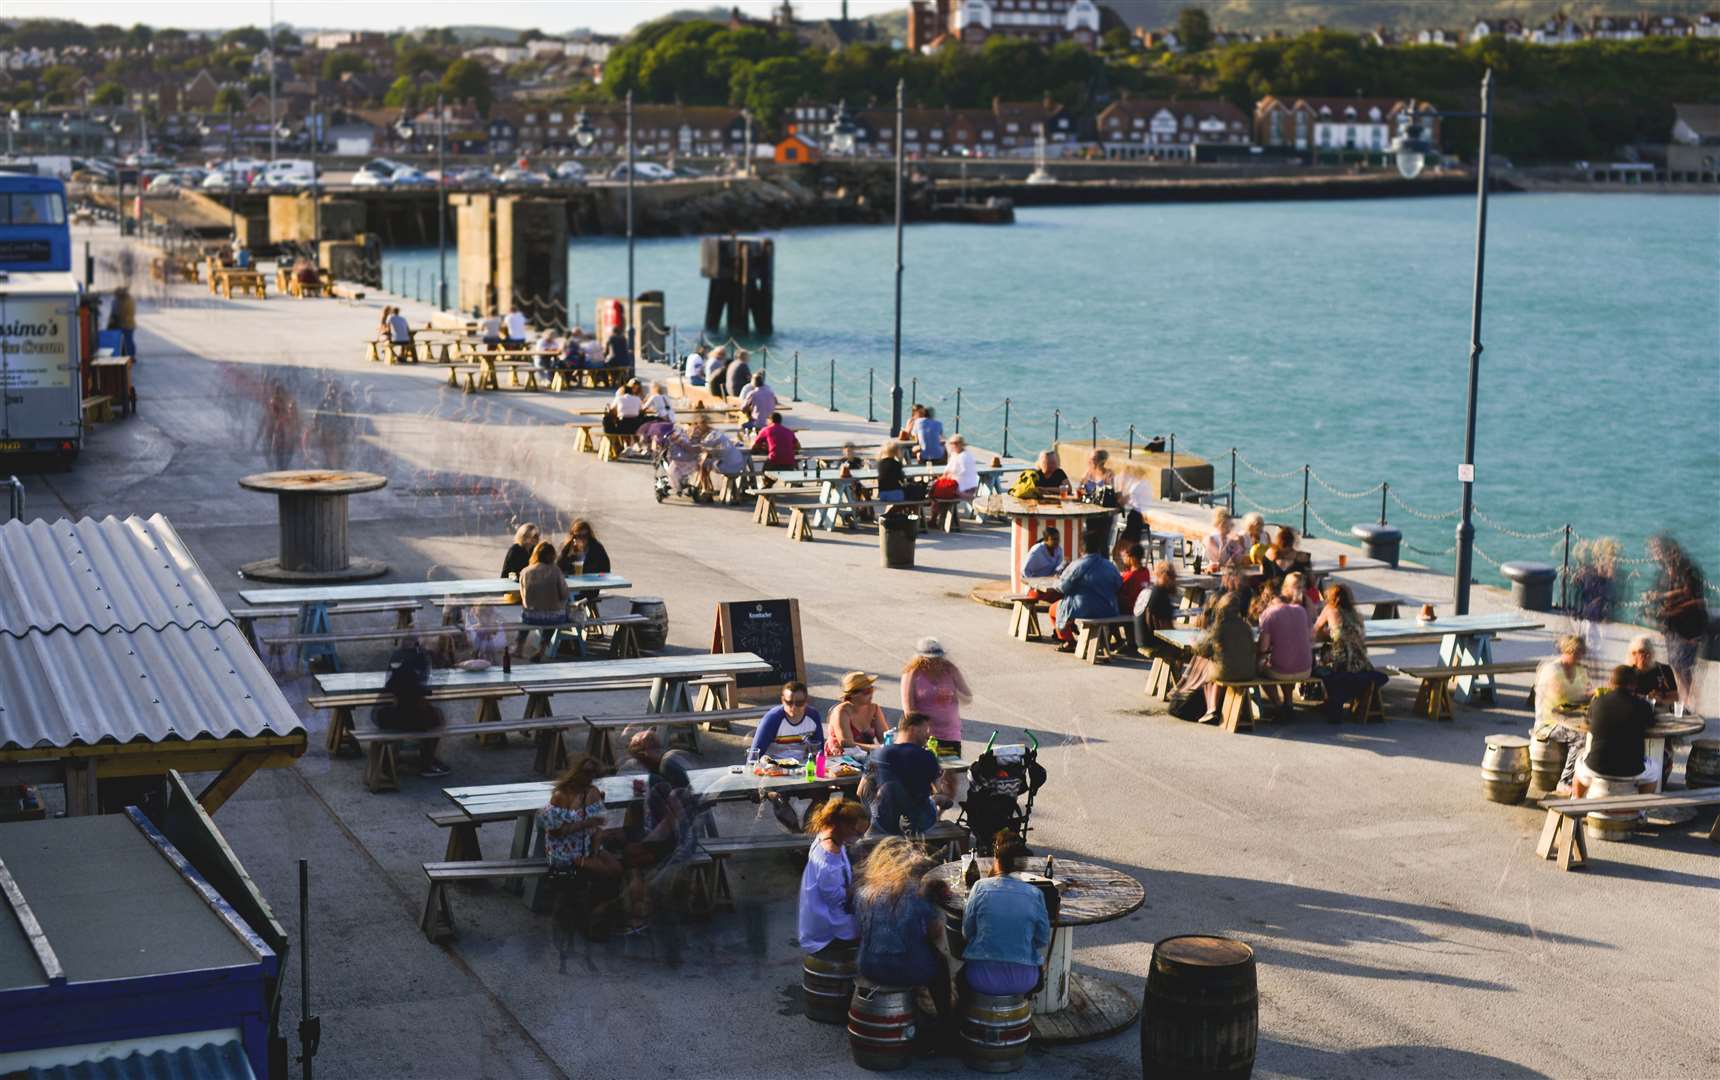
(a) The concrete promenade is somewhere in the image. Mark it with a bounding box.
[22,236,1717,1079]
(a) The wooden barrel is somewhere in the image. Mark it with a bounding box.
[803,945,857,1025]
[1685,738,1720,789]
[629,596,669,652]
[1529,736,1568,795]
[1480,735,1531,804]
[960,992,1032,1073]
[1584,775,1643,840]
[1142,935,1257,1080]
[848,979,917,1072]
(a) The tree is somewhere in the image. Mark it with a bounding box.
[321,51,369,81]
[383,75,419,111]
[733,55,817,129]
[90,82,126,106]
[397,44,445,79]
[1176,7,1214,53]
[213,85,247,114]
[440,58,492,114]
[219,26,269,52]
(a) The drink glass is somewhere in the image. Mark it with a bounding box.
[631,778,646,797]
[1338,553,1348,568]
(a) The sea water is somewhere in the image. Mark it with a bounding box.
[384,193,1719,598]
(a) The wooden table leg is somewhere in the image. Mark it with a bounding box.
[1535,809,1563,859]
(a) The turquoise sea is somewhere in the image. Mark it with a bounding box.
[384,193,1720,600]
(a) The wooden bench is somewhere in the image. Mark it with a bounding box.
[1213,677,1321,734]
[428,809,487,861]
[1396,660,1545,721]
[255,625,459,668]
[1534,787,1720,871]
[1005,593,1049,643]
[583,707,765,768]
[232,600,421,650]
[699,820,969,912]
[213,269,266,299]
[512,673,738,732]
[419,850,715,942]
[81,395,113,424]
[1073,615,1139,664]
[786,499,932,541]
[310,685,523,756]
[367,340,420,364]
[352,714,584,791]
[753,490,811,526]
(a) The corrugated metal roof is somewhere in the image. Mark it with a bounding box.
[20,1040,256,1080]
[0,622,303,750]
[0,516,233,638]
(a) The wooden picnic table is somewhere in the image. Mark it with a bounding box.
[239,573,630,607]
[210,266,266,299]
[317,651,772,714]
[1552,713,1705,795]
[926,858,1144,1044]
[766,464,1019,530]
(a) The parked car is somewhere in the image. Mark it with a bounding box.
[553,161,587,183]
[254,158,318,192]
[389,166,435,189]
[200,170,237,192]
[671,164,706,179]
[350,167,391,189]
[498,167,550,188]
[124,152,175,170]
[607,162,674,182]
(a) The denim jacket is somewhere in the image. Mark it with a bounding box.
[961,875,1051,968]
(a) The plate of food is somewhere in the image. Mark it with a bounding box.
[456,659,492,672]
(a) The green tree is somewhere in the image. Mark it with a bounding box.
[383,75,419,110]
[90,81,126,106]
[219,26,268,51]
[733,55,817,128]
[397,44,445,79]
[213,85,247,113]
[125,23,154,50]
[1176,7,1214,53]
[321,50,369,81]
[440,58,493,114]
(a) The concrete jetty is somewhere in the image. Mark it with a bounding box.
[26,228,1718,1079]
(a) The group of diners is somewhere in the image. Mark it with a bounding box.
[1529,632,1685,797]
[371,301,635,376]
[499,520,613,659]
[746,638,973,835]
[800,821,1051,1053]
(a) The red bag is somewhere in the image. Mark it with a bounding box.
[930,477,961,500]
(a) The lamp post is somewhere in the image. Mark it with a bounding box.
[626,90,635,339]
[889,79,906,434]
[267,0,277,161]
[308,111,319,249]
[436,92,447,311]
[1394,70,1495,615]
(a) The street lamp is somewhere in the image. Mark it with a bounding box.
[626,90,635,343]
[889,79,906,434]
[1398,70,1496,615]
[436,93,447,311]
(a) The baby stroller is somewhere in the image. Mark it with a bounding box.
[653,439,713,504]
[958,732,1047,856]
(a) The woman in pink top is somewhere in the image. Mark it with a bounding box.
[901,637,972,806]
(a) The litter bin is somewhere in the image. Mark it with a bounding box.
[1501,561,1558,612]
[1350,523,1403,568]
[879,513,917,568]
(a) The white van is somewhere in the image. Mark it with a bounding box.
[255,159,317,192]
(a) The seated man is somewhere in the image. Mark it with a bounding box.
[386,308,417,362]
[1626,635,1679,707]
[621,729,703,933]
[749,680,825,832]
[1573,665,1659,796]
[478,311,503,350]
[868,712,942,837]
[294,260,321,292]
[371,642,450,777]
[737,373,777,434]
[749,412,800,473]
[503,304,529,349]
[699,429,748,494]
[534,328,565,371]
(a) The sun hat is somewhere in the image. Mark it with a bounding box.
[915,637,945,659]
[840,671,878,695]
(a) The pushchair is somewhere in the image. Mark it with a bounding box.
[653,440,714,504]
[957,731,1047,856]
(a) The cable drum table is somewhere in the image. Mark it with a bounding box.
[927,859,1145,1044]
[239,469,389,582]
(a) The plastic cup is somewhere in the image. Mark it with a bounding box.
[1338,554,1348,568]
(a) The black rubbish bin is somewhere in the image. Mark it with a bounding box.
[1350,523,1403,568]
[1501,561,1558,612]
[879,513,917,568]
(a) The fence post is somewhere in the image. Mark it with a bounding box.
[1052,409,1060,446]
[1230,448,1237,511]
[1002,398,1011,458]
[1561,524,1572,610]
[954,387,962,434]
[1301,465,1311,536]
[1127,425,1135,459]
[829,358,835,411]
[1168,434,1176,501]
[1380,482,1388,525]
[910,377,917,408]
[1090,416,1097,447]
[868,368,875,423]
[760,347,767,377]
[792,351,800,401]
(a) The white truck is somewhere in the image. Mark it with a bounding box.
[0,270,85,464]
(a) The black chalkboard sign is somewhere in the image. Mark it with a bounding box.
[712,598,805,701]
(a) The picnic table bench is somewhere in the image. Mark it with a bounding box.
[1535,787,1720,870]
[232,599,425,649]
[80,394,113,424]
[255,624,461,670]
[698,820,970,912]
[311,685,524,756]
[211,267,266,299]
[1073,615,1140,664]
[785,499,932,541]
[583,707,764,768]
[353,713,584,792]
[1396,659,1546,721]
[1213,676,1324,734]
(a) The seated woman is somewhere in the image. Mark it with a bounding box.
[875,440,907,504]
[855,837,951,1042]
[1133,559,1180,659]
[1239,512,1268,565]
[557,518,611,612]
[1257,581,1314,717]
[372,642,450,777]
[602,380,646,435]
[1051,532,1124,652]
[1021,525,1065,587]
[518,541,573,660]
[799,799,869,966]
[1014,450,1068,497]
[534,328,565,371]
[827,671,890,756]
[1203,506,1246,570]
[1312,583,1386,722]
[663,413,710,494]
[540,757,625,944]
[635,381,676,450]
[700,430,748,494]
[502,522,539,580]
[1532,636,1591,795]
[1116,543,1152,644]
[960,830,1051,1001]
[1183,592,1256,724]
[1078,448,1115,499]
[1265,526,1311,581]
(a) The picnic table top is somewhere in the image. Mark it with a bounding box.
[1155,612,1542,651]
[1329,577,1417,605]
[447,755,969,818]
[238,573,630,606]
[1552,714,1705,739]
[925,858,1143,927]
[1174,557,1390,590]
[765,462,1020,486]
[316,651,771,695]
[239,469,388,496]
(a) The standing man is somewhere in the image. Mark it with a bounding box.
[108,285,137,360]
[868,712,942,837]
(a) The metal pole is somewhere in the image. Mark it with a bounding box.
[1301,464,1310,536]
[792,350,799,401]
[1230,448,1237,510]
[1168,434,1176,501]
[1002,398,1010,458]
[1380,481,1388,525]
[1561,523,1572,610]
[829,357,835,411]
[1090,416,1097,447]
[1453,69,1494,617]
[626,91,635,332]
[868,368,875,422]
[267,0,277,162]
[297,859,319,1080]
[309,112,320,250]
[1052,409,1060,446]
[1127,424,1135,459]
[226,108,235,239]
[910,376,917,410]
[889,78,905,434]
[954,387,961,433]
[437,93,447,311]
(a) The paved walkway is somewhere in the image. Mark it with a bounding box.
[23,236,1717,1080]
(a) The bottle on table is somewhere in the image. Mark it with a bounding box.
[927,736,940,757]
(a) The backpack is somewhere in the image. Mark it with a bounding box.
[1010,470,1041,500]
